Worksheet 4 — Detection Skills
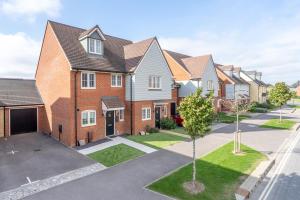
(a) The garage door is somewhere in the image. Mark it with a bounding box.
[10,108,37,135]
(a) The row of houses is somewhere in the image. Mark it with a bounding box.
[0,21,268,146]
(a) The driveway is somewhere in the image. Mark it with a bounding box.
[24,150,191,200]
[0,132,95,193]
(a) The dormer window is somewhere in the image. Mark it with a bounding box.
[89,38,102,55]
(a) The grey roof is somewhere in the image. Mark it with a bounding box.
[102,96,124,109]
[0,78,43,106]
[232,75,249,85]
[49,21,133,73]
[124,37,155,72]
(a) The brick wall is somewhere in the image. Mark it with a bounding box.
[35,22,74,146]
[73,72,129,143]
[0,108,3,137]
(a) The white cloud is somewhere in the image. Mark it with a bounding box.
[0,0,62,21]
[159,26,300,85]
[0,32,40,78]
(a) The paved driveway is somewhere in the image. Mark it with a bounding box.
[24,150,191,200]
[0,133,95,193]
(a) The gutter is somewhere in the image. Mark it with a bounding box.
[130,74,133,135]
[74,70,78,146]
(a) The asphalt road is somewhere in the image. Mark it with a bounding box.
[24,150,191,200]
[255,130,300,200]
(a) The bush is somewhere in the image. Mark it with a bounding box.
[145,125,159,133]
[160,118,177,130]
[249,107,268,113]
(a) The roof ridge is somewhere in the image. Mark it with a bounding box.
[48,20,85,31]
[164,49,191,57]
[104,34,133,43]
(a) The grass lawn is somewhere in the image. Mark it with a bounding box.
[216,112,251,123]
[87,144,144,167]
[148,142,266,200]
[126,132,186,149]
[172,126,187,134]
[260,119,296,130]
[288,104,300,109]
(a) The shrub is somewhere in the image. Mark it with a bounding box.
[145,125,159,133]
[160,117,177,130]
[249,107,268,113]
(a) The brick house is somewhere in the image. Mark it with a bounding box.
[35,21,174,146]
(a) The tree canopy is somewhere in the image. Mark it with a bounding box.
[269,82,292,107]
[178,88,214,139]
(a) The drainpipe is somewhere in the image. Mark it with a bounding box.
[3,106,5,137]
[74,70,78,146]
[130,74,133,135]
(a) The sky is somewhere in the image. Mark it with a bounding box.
[0,0,299,84]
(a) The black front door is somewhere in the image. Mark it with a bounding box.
[106,111,114,136]
[10,108,37,135]
[155,107,161,128]
[171,103,176,116]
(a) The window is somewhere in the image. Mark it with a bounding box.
[142,108,151,120]
[81,110,96,127]
[207,80,214,90]
[119,109,124,121]
[149,75,161,89]
[163,105,168,117]
[81,72,96,89]
[89,38,102,54]
[111,74,122,87]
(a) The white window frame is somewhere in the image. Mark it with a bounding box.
[119,109,124,121]
[142,107,151,121]
[148,75,162,89]
[81,72,96,89]
[89,38,102,55]
[111,74,122,87]
[163,105,168,117]
[81,110,96,127]
[207,80,214,90]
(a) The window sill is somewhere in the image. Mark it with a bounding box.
[142,119,151,121]
[81,87,96,90]
[148,88,162,91]
[81,124,96,127]
[111,85,122,88]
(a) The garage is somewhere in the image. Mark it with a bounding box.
[10,108,37,135]
[0,78,43,137]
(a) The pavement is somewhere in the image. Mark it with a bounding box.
[77,136,157,155]
[165,108,299,159]
[249,108,300,200]
[0,132,96,193]
[24,150,191,200]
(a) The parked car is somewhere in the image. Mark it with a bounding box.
[172,114,183,126]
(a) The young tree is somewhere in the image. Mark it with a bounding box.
[291,91,297,105]
[269,82,292,122]
[178,88,214,193]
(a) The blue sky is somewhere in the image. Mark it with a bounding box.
[0,0,299,84]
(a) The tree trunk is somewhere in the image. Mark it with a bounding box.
[280,106,282,122]
[192,138,196,187]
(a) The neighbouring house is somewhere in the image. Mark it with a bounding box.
[0,78,44,138]
[240,70,268,103]
[163,50,219,107]
[35,21,174,146]
[217,65,250,100]
[297,86,300,97]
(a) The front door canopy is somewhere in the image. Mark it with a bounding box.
[101,96,124,112]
